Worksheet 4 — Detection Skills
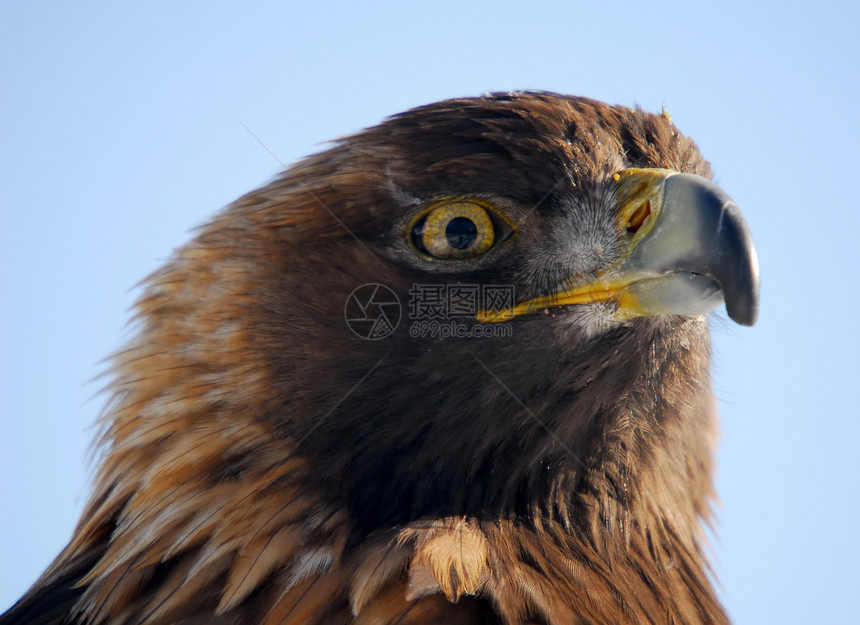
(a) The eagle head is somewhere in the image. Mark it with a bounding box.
[3,92,758,625]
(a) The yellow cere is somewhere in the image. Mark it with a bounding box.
[612,168,672,250]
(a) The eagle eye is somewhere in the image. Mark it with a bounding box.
[410,200,510,260]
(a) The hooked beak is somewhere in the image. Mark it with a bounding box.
[477,168,760,326]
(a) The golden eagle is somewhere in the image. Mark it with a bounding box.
[1,92,759,625]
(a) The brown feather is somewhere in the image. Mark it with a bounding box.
[1,92,741,625]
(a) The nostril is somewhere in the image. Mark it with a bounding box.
[626,200,651,234]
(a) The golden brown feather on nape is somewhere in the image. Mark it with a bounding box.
[1,92,759,625]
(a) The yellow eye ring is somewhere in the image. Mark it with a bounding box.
[415,201,495,260]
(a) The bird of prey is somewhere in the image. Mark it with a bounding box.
[1,92,759,625]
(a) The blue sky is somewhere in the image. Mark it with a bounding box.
[1,2,857,622]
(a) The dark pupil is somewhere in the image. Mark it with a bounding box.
[445,217,478,250]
